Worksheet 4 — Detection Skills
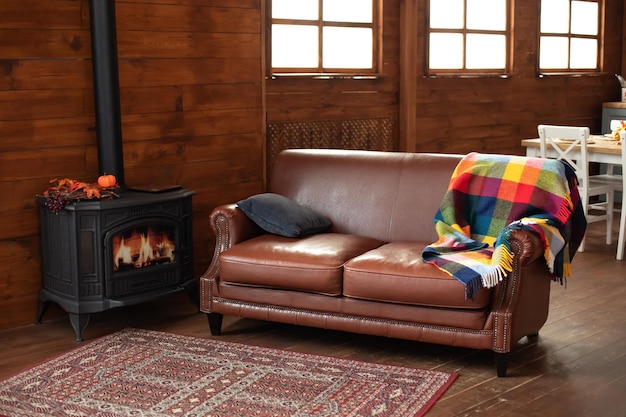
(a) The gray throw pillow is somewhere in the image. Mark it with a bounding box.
[236,193,331,237]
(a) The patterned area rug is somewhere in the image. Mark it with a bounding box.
[0,328,457,417]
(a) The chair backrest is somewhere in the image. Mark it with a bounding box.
[537,124,591,190]
[619,130,626,175]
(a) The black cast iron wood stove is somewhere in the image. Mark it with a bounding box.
[36,0,196,341]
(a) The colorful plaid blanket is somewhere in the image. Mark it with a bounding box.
[421,152,586,299]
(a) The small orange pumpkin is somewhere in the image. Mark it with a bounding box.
[97,174,117,188]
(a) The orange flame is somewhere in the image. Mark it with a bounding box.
[112,227,175,271]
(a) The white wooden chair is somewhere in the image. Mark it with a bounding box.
[537,124,615,252]
[592,129,626,260]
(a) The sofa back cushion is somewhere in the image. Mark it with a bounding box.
[268,149,462,243]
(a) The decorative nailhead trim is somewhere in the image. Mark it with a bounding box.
[213,297,493,337]
[200,214,232,313]
[492,239,522,352]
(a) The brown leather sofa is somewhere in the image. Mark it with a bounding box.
[200,149,553,377]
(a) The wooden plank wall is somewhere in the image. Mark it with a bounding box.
[0,0,623,330]
[0,0,264,329]
[623,1,626,73]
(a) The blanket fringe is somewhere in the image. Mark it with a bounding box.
[466,276,483,299]
[481,243,514,289]
[543,243,557,274]
[562,260,570,277]
[556,194,574,225]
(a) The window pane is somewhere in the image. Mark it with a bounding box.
[430,0,464,29]
[272,0,318,20]
[570,37,597,68]
[323,27,372,68]
[540,0,570,33]
[323,0,372,23]
[429,33,464,69]
[539,36,569,69]
[466,34,506,68]
[467,0,507,31]
[272,25,318,68]
[571,1,598,35]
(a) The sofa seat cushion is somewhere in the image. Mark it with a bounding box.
[219,233,384,296]
[343,242,492,309]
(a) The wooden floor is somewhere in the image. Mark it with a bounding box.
[1,221,624,417]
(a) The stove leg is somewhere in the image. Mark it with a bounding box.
[69,313,90,342]
[35,300,50,325]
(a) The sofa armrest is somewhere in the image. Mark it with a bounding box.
[489,228,552,356]
[508,228,545,265]
[211,203,264,248]
[200,203,263,310]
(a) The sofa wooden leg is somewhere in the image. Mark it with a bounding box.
[495,353,510,377]
[527,332,539,342]
[207,313,223,336]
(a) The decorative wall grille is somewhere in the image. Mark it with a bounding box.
[267,118,396,176]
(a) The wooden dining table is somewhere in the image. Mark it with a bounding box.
[521,135,623,164]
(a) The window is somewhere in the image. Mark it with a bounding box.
[539,0,602,73]
[427,0,511,75]
[268,0,381,76]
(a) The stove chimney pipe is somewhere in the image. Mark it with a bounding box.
[88,0,125,189]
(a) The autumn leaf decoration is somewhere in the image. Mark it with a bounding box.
[39,177,120,214]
